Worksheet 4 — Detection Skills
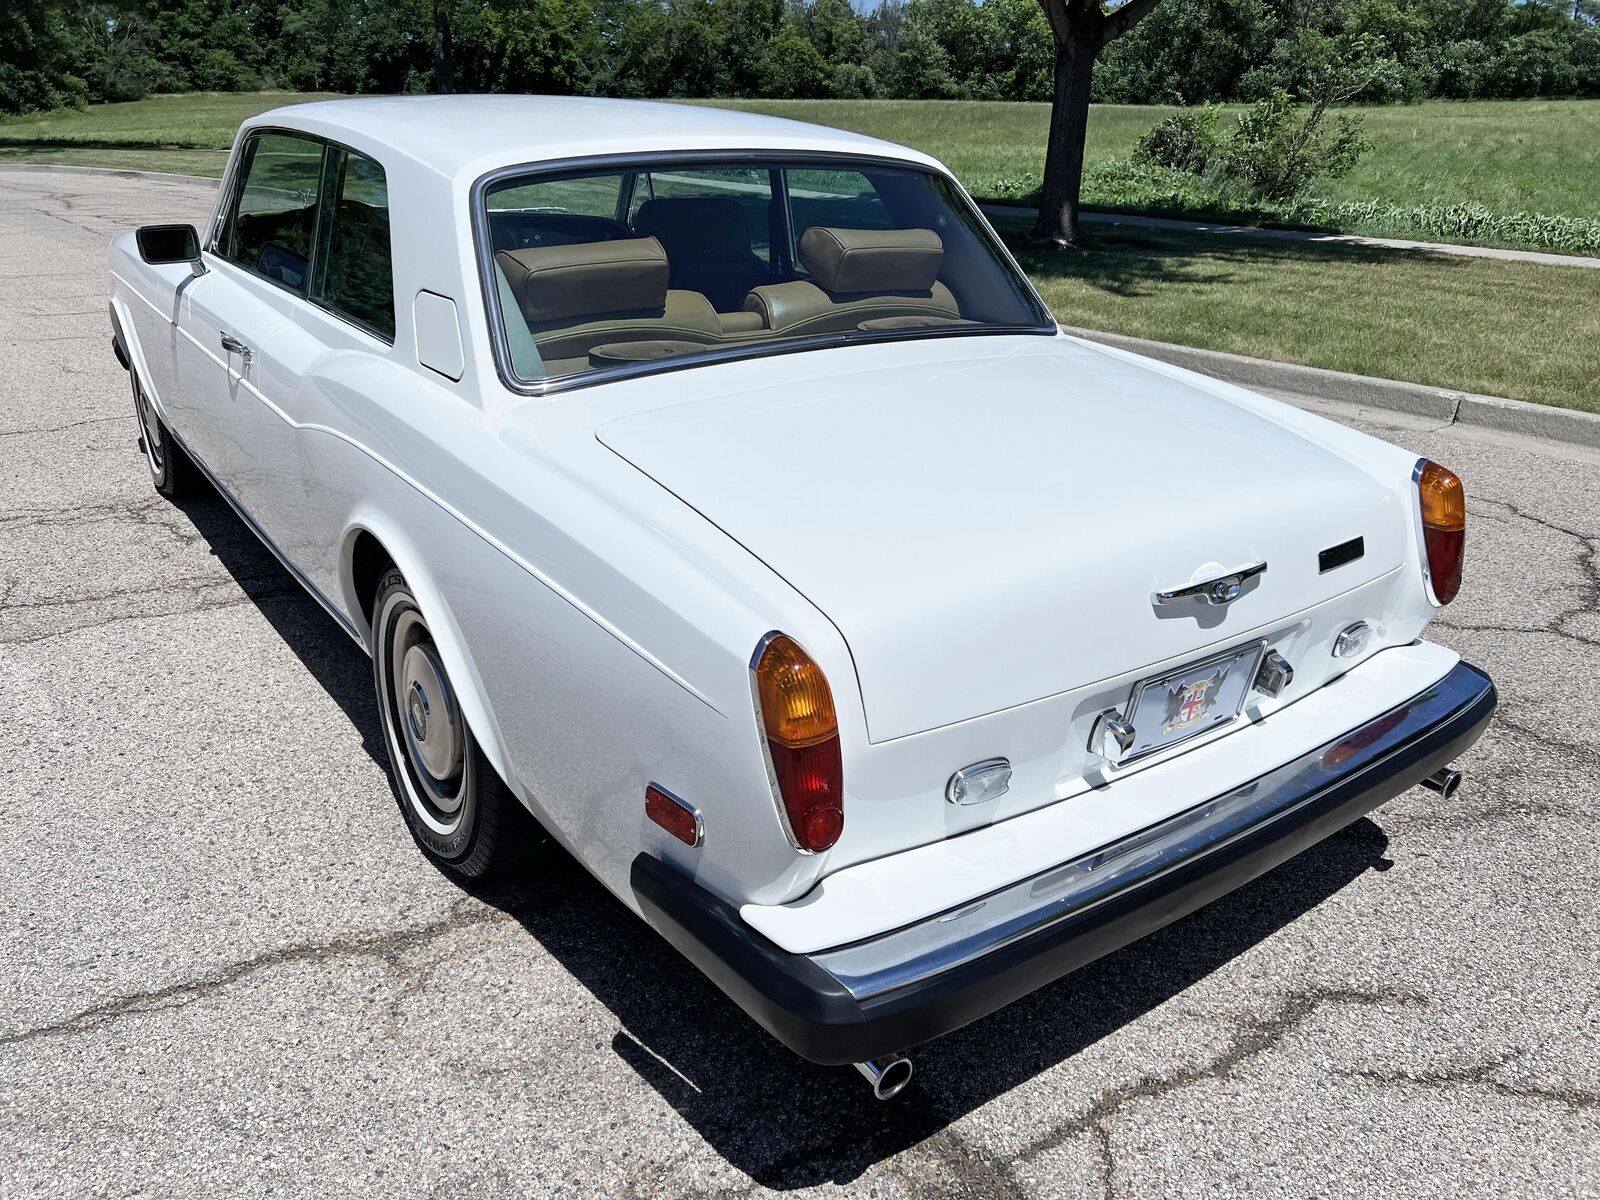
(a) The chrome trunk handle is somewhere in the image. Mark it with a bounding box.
[1154,561,1267,607]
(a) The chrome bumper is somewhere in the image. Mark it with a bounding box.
[632,660,1496,1065]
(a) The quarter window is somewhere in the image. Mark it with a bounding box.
[314,148,395,340]
[222,132,323,293]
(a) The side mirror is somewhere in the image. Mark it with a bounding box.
[136,224,203,272]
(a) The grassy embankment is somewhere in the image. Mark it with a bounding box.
[4,93,1596,410]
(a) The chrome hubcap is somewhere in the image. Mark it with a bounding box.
[132,375,164,470]
[400,641,462,787]
[384,606,467,823]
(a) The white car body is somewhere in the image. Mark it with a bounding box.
[108,96,1493,1079]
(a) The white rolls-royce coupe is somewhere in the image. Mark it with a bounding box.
[108,96,1494,1098]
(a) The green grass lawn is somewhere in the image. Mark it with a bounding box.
[704,98,1600,222]
[5,92,1596,410]
[999,221,1600,412]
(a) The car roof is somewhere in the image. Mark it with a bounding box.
[243,95,944,183]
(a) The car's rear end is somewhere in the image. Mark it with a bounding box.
[617,339,1494,1079]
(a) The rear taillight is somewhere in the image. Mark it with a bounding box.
[752,633,843,853]
[1416,459,1466,605]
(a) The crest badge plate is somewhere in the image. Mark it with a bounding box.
[1116,640,1268,763]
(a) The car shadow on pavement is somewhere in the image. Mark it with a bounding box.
[471,806,1391,1190]
[178,484,1393,1189]
[175,490,386,765]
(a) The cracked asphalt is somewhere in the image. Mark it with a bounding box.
[2,167,1597,1199]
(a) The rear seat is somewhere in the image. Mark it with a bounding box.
[741,227,959,337]
[494,236,727,372]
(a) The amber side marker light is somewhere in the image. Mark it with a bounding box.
[753,633,844,853]
[1416,459,1466,605]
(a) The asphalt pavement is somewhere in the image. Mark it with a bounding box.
[2,167,1596,1199]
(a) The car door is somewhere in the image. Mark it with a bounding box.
[178,130,327,535]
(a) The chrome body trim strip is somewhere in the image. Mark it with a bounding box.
[813,660,1493,1001]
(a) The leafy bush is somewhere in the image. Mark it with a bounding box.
[830,62,879,99]
[1132,104,1222,174]
[1222,90,1367,202]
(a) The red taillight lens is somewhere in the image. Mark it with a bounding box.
[753,634,843,853]
[1416,459,1466,605]
[645,784,702,847]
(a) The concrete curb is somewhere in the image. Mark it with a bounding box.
[1063,326,1600,451]
[0,162,221,187]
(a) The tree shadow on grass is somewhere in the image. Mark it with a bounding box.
[1004,225,1464,301]
[172,389,1398,1191]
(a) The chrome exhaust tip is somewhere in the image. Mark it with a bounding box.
[1421,767,1463,799]
[854,1054,914,1100]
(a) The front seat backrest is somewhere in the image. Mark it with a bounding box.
[632,197,772,311]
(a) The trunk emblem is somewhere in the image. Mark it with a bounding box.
[1153,561,1268,608]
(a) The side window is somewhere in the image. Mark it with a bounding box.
[313,148,395,341]
[222,133,324,293]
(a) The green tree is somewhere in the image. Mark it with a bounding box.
[0,0,86,113]
[757,23,832,96]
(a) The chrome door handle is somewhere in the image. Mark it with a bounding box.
[219,333,253,363]
[1154,561,1268,607]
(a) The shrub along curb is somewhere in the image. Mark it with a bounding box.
[1064,325,1600,450]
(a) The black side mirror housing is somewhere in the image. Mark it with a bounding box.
[136,223,202,267]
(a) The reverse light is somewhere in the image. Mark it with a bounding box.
[1416,459,1466,605]
[947,758,1012,806]
[752,633,843,853]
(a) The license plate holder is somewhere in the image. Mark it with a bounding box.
[1120,641,1267,763]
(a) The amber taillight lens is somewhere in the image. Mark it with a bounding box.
[1416,459,1466,605]
[753,634,843,852]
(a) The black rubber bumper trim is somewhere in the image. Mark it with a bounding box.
[631,662,1496,1065]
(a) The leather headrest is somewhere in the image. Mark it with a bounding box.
[496,237,668,325]
[798,227,943,295]
[633,198,753,260]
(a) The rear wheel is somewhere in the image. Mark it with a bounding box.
[131,369,199,498]
[372,568,533,880]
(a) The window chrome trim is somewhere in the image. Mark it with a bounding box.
[469,148,1057,399]
[209,124,398,348]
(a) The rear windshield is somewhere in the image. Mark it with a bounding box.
[479,157,1053,386]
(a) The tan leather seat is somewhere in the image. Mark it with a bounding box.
[742,227,959,338]
[495,237,724,371]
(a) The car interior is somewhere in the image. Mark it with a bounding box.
[483,164,1044,381]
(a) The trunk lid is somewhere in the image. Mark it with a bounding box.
[597,339,1410,742]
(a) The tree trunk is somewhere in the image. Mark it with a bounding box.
[432,0,455,94]
[1031,35,1097,248]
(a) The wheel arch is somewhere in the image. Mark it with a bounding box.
[338,514,517,789]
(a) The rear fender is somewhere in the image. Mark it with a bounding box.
[337,512,516,790]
